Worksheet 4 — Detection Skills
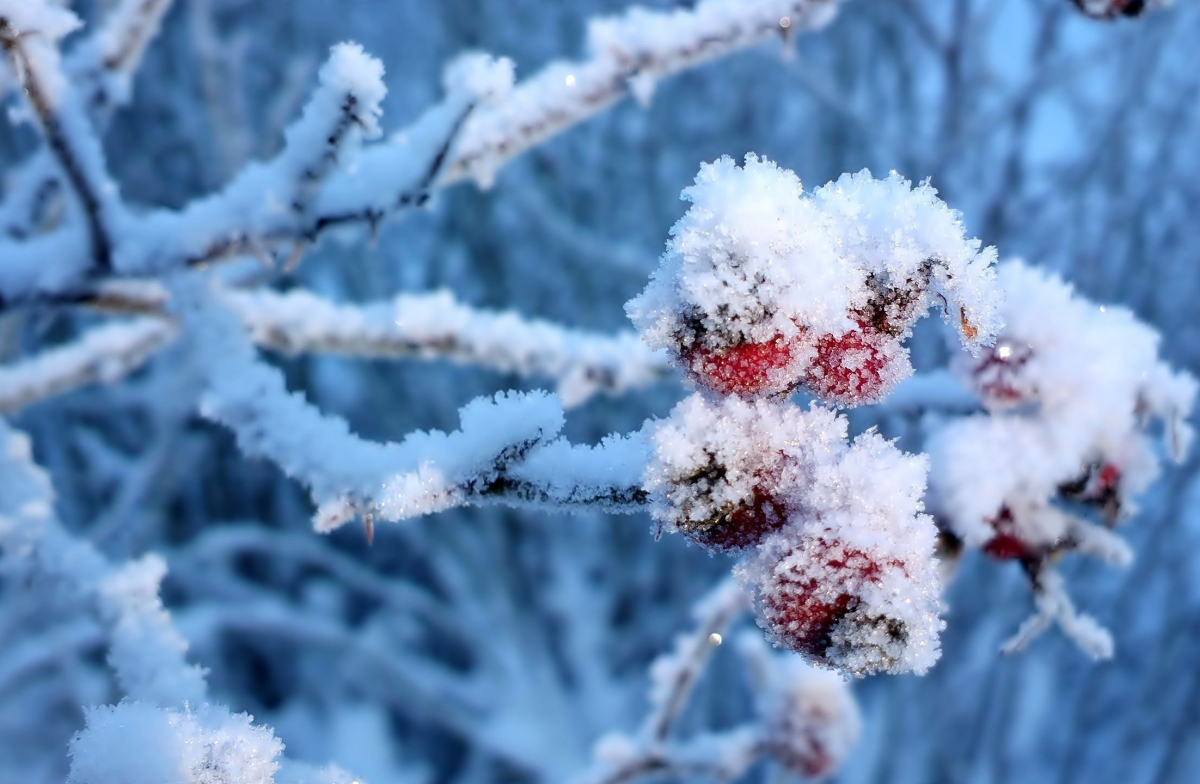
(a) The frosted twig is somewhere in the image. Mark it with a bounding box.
[646,578,747,741]
[1,419,372,783]
[579,729,766,784]
[0,420,207,706]
[443,0,843,187]
[172,276,651,533]
[1001,564,1114,660]
[0,317,174,413]
[230,287,673,406]
[0,6,124,270]
[0,0,174,239]
[0,284,674,413]
[573,581,763,784]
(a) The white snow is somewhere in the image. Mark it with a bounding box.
[68,703,283,784]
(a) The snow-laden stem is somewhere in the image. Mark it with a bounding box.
[443,0,843,186]
[0,420,207,706]
[0,286,673,413]
[574,581,766,784]
[646,579,748,742]
[0,316,173,414]
[171,276,650,533]
[0,13,122,270]
[0,0,173,237]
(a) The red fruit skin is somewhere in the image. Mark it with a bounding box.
[981,507,1036,561]
[681,490,788,554]
[803,331,890,406]
[1097,463,1121,493]
[982,533,1034,561]
[684,336,796,397]
[760,542,892,660]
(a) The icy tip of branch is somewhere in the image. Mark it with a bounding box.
[443,52,515,104]
[0,0,81,41]
[1001,568,1115,660]
[320,42,387,135]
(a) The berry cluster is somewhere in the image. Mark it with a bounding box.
[644,395,943,676]
[627,155,1000,407]
[929,261,1196,655]
[628,157,1009,675]
[632,156,1002,676]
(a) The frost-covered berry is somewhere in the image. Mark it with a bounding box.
[643,395,848,553]
[980,507,1036,561]
[762,660,861,780]
[731,436,943,676]
[683,333,799,398]
[627,155,1001,404]
[803,327,910,406]
[747,535,920,674]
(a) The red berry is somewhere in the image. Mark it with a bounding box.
[803,330,892,405]
[756,538,904,665]
[679,487,788,553]
[684,336,797,397]
[1097,463,1121,491]
[982,533,1033,561]
[981,507,1036,561]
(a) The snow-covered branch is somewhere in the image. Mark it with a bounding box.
[0,2,125,269]
[0,0,846,311]
[0,420,370,783]
[0,0,173,238]
[0,317,173,414]
[443,0,844,187]
[229,287,673,406]
[0,420,206,707]
[0,284,673,413]
[171,277,649,536]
